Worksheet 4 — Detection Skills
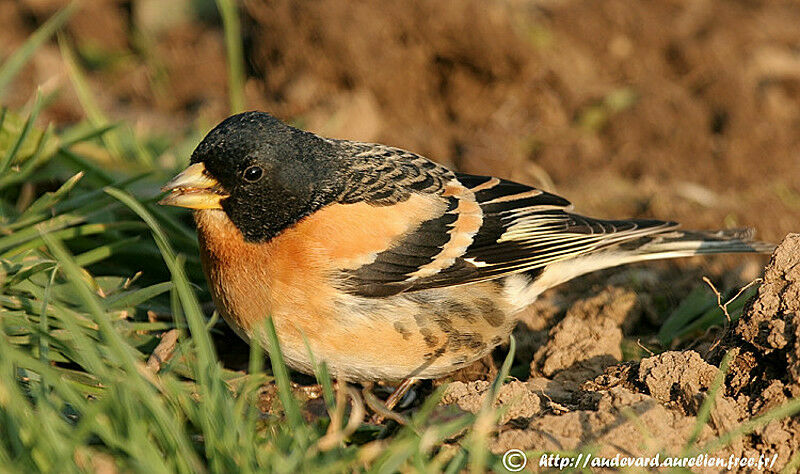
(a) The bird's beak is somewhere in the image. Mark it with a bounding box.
[159,163,229,209]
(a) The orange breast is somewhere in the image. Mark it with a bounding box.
[193,194,446,335]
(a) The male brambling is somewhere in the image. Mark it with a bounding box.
[160,111,771,408]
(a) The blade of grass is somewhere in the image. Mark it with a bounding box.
[41,233,142,370]
[0,91,44,176]
[0,212,98,254]
[2,221,146,258]
[0,293,98,331]
[104,282,173,310]
[58,37,125,160]
[56,148,117,184]
[0,4,75,98]
[489,336,515,402]
[658,285,716,344]
[0,122,58,190]
[261,316,304,428]
[58,38,154,166]
[468,336,515,473]
[697,397,800,455]
[59,123,117,149]
[233,331,267,469]
[104,187,216,371]
[17,172,84,218]
[215,0,246,114]
[41,232,205,471]
[303,333,335,413]
[444,449,467,474]
[3,260,55,287]
[6,174,145,232]
[684,350,733,450]
[73,236,140,267]
[674,286,758,341]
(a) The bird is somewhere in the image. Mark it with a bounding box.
[160,111,773,409]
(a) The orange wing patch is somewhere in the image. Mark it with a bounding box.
[290,193,447,269]
[407,181,483,280]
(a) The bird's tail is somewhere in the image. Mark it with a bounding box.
[517,227,774,307]
[619,227,775,261]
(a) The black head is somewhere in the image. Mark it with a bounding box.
[179,112,344,241]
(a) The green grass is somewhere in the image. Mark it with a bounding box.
[657,282,758,346]
[215,0,246,115]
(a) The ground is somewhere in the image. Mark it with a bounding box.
[3,0,800,471]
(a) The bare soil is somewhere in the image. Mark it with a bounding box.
[241,0,800,242]
[5,0,799,242]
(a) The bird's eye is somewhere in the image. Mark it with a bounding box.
[243,165,263,183]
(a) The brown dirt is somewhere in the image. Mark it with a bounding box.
[5,0,799,242]
[242,0,800,242]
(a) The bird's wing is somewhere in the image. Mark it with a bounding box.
[335,150,677,297]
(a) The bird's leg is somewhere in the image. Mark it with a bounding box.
[384,378,417,411]
[366,378,418,425]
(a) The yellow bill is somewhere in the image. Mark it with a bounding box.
[159,162,229,209]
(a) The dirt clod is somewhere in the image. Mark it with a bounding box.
[638,351,718,414]
[734,234,800,355]
[531,291,625,386]
[441,380,541,424]
[718,234,800,408]
[493,386,705,459]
